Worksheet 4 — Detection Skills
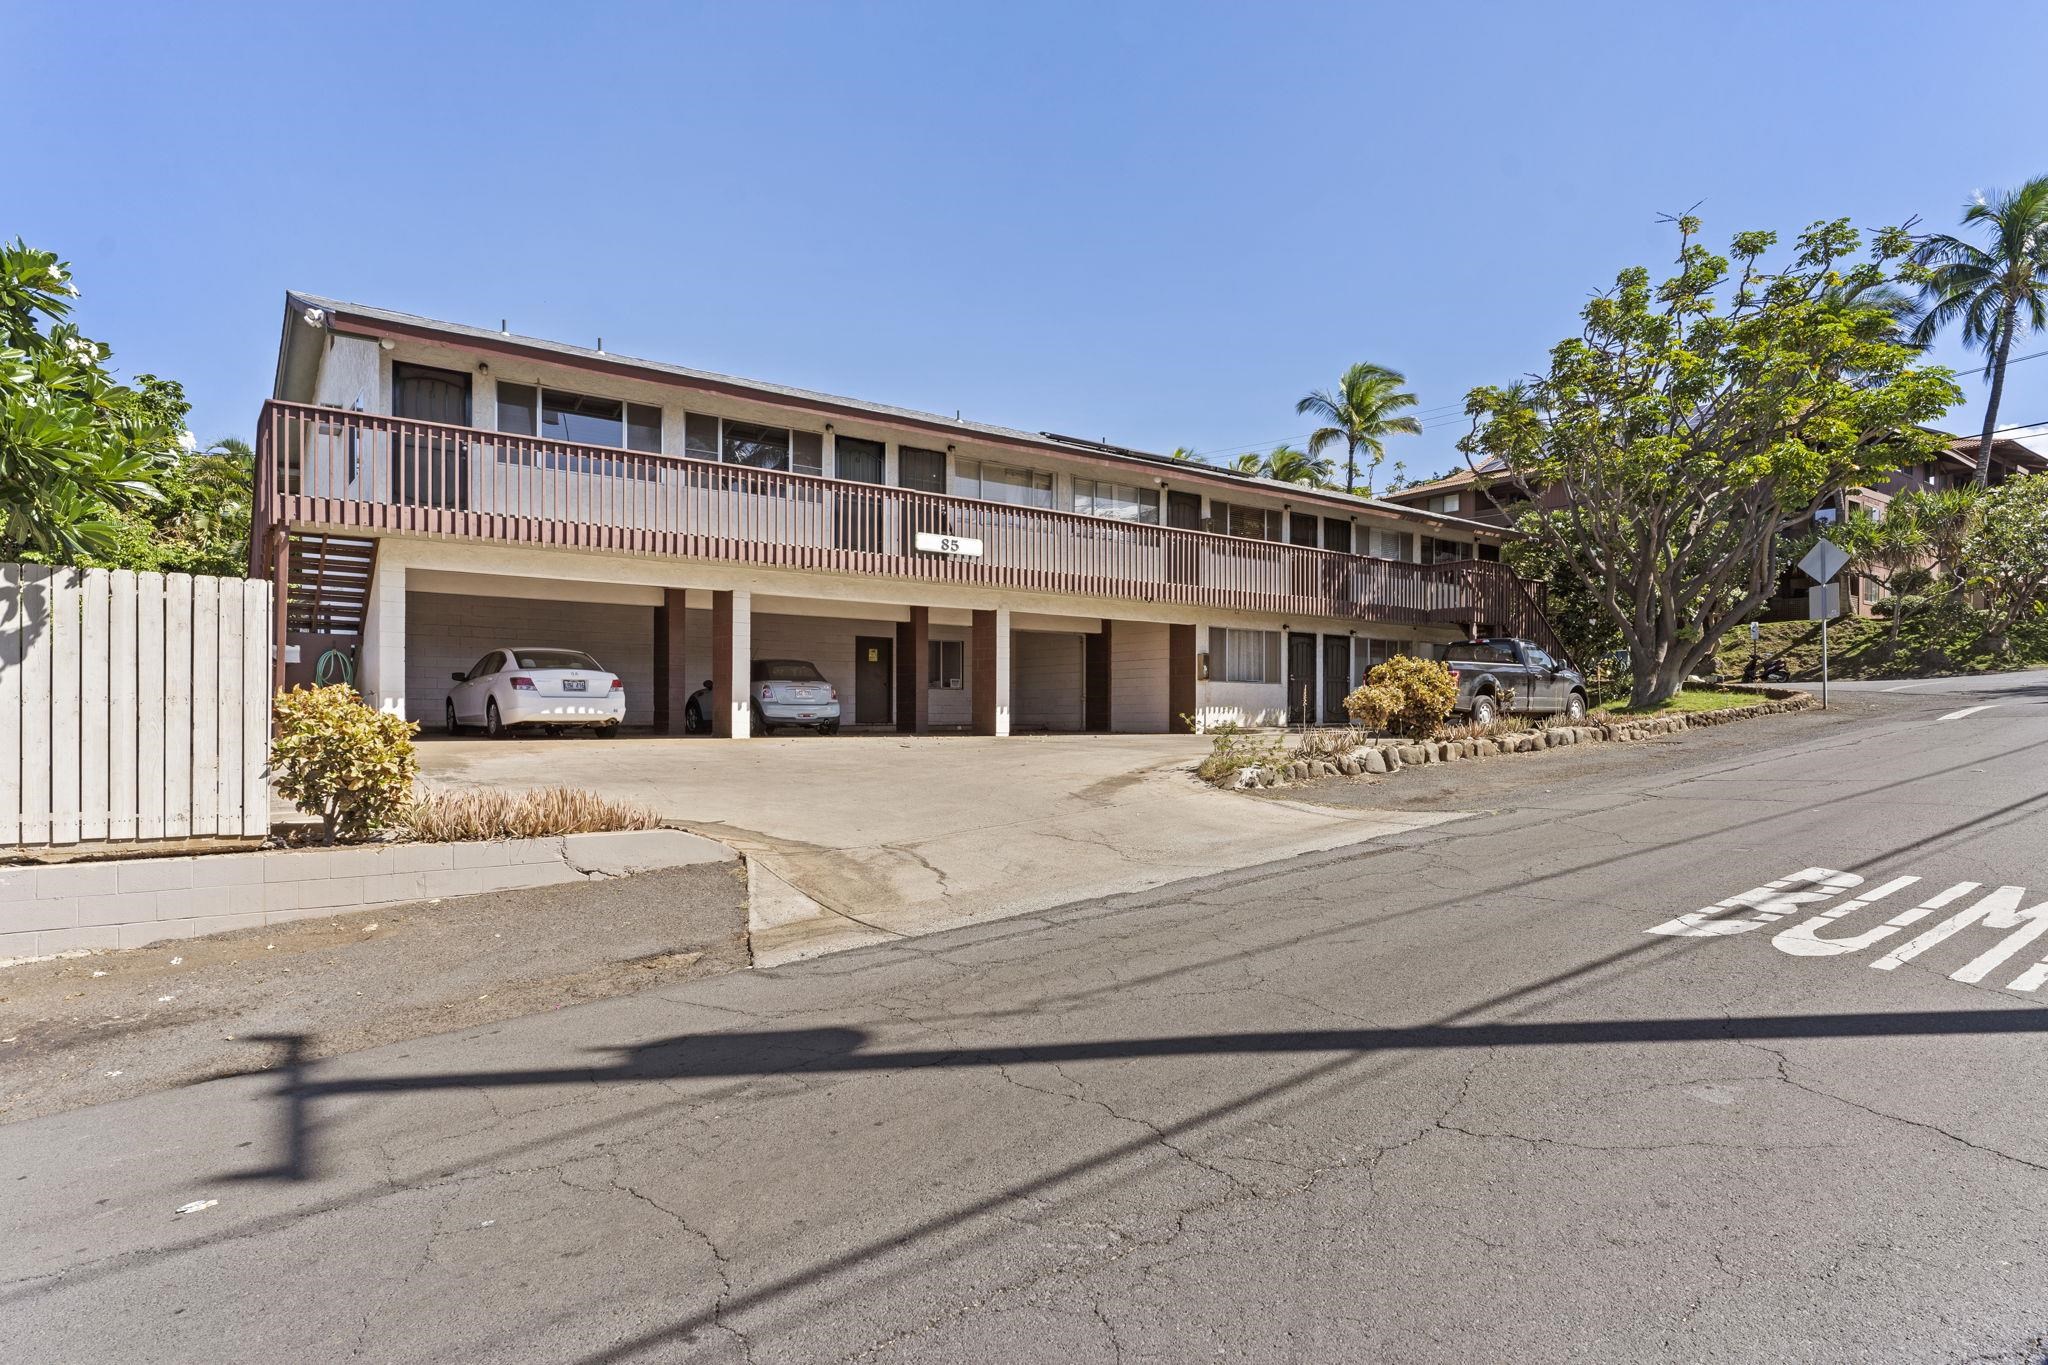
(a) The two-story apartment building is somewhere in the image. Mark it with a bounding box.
[254,295,1563,737]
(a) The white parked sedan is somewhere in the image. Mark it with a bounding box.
[445,647,624,738]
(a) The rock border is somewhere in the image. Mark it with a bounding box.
[1219,688,1818,791]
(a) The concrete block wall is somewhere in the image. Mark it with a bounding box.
[0,829,732,960]
[406,592,656,727]
[1011,631,1085,732]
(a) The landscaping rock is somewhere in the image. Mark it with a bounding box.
[1362,748,1388,774]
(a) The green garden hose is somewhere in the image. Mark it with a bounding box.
[313,648,355,687]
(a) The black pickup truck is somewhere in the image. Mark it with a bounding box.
[1443,637,1588,725]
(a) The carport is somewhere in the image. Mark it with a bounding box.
[397,569,1186,739]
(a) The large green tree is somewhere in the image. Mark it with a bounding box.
[1296,362,1421,497]
[1461,216,1958,708]
[1963,473,2048,652]
[1910,177,2048,486]
[0,241,182,559]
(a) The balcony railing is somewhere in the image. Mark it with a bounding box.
[254,400,1561,648]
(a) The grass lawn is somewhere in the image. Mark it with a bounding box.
[1596,687,1770,717]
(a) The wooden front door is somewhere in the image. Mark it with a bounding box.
[1286,632,1317,726]
[391,363,472,509]
[854,636,893,725]
[1322,635,1353,725]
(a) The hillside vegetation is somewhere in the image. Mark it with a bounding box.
[1712,611,2048,682]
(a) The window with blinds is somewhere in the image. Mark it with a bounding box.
[1210,628,1282,684]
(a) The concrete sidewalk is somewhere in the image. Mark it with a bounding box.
[418,733,1459,963]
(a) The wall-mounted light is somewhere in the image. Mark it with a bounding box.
[476,361,489,373]
[379,338,396,352]
[824,422,834,432]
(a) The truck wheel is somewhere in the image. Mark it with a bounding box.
[1471,694,1498,728]
[1564,692,1587,721]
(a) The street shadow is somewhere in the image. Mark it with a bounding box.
[240,1005,2048,1184]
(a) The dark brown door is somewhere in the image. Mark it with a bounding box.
[1287,633,1317,726]
[1322,635,1352,725]
[854,636,893,725]
[895,444,950,553]
[1165,490,1202,587]
[391,363,472,509]
[835,437,886,553]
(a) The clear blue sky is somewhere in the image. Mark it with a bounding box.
[12,0,2048,478]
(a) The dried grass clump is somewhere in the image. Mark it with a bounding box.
[401,786,663,842]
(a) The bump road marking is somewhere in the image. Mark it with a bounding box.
[1936,704,2000,721]
[1646,867,2048,992]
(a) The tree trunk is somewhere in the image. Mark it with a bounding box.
[1349,440,1362,498]
[1976,300,2018,488]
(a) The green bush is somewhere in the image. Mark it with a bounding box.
[1195,722,1286,783]
[1344,655,1459,738]
[271,685,420,844]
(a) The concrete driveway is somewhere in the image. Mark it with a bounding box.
[417,733,1456,963]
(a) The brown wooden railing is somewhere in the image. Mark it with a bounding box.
[254,399,1562,647]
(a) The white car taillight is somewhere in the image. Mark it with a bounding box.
[610,678,624,691]
[510,676,537,691]
[829,686,839,701]
[760,684,773,700]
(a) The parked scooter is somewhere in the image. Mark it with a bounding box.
[1741,652,1791,684]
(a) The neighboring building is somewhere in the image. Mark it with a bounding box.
[1379,457,1555,532]
[1769,431,2048,618]
[254,295,1565,735]
[1387,431,2048,619]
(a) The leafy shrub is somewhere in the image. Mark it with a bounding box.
[401,786,663,842]
[1344,655,1459,738]
[1196,723,1287,783]
[271,685,420,844]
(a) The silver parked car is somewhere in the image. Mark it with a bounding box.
[446,647,624,737]
[686,659,841,735]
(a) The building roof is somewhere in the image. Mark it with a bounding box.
[277,292,1512,538]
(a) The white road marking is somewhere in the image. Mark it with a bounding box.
[1647,868,2048,992]
[1881,682,1931,692]
[1936,704,1999,721]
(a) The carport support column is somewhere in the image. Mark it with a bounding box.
[356,557,405,717]
[653,588,688,734]
[712,589,752,739]
[896,606,930,733]
[972,607,1010,736]
[1169,623,1198,733]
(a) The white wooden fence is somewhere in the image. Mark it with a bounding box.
[0,564,272,845]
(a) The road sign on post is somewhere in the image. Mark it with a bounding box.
[1799,538,1846,711]
[1799,538,1848,585]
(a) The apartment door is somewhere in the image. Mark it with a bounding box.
[1166,490,1202,586]
[834,437,886,554]
[896,445,950,553]
[391,363,471,509]
[1321,635,1353,725]
[854,636,893,725]
[1286,632,1317,726]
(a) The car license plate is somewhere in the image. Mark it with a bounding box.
[562,680,587,692]
[797,712,815,719]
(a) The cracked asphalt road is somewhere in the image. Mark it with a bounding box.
[5,676,2048,1362]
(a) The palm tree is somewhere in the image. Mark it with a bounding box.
[1226,452,1265,476]
[1262,444,1334,487]
[1168,446,1202,462]
[1296,363,1422,497]
[1911,177,2048,486]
